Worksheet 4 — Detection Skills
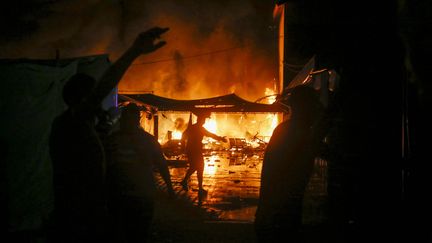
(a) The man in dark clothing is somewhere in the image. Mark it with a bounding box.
[49,27,169,243]
[254,85,324,243]
[105,103,175,243]
[180,111,227,195]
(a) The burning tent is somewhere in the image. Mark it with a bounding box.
[119,92,286,158]
[120,93,283,113]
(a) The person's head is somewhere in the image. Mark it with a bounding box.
[120,103,141,129]
[194,110,211,126]
[62,73,97,107]
[286,85,323,123]
[174,117,185,130]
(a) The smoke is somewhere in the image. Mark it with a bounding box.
[1,0,277,101]
[172,51,188,95]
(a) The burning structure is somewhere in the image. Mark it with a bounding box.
[119,92,285,162]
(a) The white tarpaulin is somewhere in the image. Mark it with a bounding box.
[0,55,113,232]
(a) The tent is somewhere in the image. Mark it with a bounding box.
[119,93,285,140]
[119,93,284,113]
[0,55,116,233]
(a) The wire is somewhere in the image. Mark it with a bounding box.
[132,46,244,65]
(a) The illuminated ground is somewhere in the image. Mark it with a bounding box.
[151,152,329,242]
[157,151,264,221]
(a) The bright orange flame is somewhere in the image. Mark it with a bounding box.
[172,130,182,139]
[271,114,278,130]
[203,118,217,134]
[204,155,219,175]
[118,9,276,102]
[265,87,277,104]
[156,99,282,146]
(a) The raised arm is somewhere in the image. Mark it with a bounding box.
[85,27,169,109]
[202,127,227,142]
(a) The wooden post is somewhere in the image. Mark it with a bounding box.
[153,113,159,139]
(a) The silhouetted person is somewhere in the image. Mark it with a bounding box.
[274,2,410,242]
[105,103,174,243]
[255,85,324,243]
[180,111,227,195]
[163,117,186,142]
[95,106,116,139]
[49,27,169,243]
[174,117,186,131]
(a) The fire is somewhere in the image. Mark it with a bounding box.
[204,154,219,176]
[265,87,277,104]
[264,87,279,142]
[271,114,278,130]
[116,2,277,102]
[155,88,282,150]
[172,130,182,139]
[203,117,217,134]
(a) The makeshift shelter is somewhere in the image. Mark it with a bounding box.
[119,93,285,144]
[0,55,116,232]
[120,93,284,113]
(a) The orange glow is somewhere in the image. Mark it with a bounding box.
[200,112,278,145]
[271,114,278,130]
[204,154,219,175]
[120,7,282,144]
[156,111,280,147]
[203,117,218,134]
[273,4,284,19]
[172,130,182,139]
[278,5,285,94]
[118,11,276,102]
[265,87,277,104]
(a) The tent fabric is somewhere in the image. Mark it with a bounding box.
[119,93,284,113]
[0,55,112,232]
[0,55,116,110]
[286,55,315,90]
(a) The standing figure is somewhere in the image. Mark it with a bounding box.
[49,27,169,243]
[180,111,227,195]
[174,117,186,133]
[105,103,174,243]
[254,85,324,242]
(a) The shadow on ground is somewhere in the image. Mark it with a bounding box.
[150,191,258,243]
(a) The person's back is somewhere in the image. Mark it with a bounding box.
[257,119,315,212]
[107,127,158,201]
[49,27,170,242]
[105,125,157,243]
[105,103,174,243]
[255,85,324,242]
[51,111,105,209]
[183,124,206,155]
[49,76,107,242]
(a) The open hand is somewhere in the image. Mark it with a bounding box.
[132,27,169,54]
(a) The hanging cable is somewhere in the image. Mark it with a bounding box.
[132,46,245,65]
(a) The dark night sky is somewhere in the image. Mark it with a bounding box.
[0,0,275,57]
